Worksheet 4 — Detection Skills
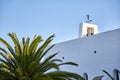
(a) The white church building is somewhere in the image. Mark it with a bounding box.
[49,21,120,80]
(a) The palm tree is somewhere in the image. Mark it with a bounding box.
[0,32,84,80]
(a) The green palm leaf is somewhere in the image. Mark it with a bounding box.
[46,71,85,80]
[103,70,114,80]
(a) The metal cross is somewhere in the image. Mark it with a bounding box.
[86,14,92,23]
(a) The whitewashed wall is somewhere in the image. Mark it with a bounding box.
[48,28,120,80]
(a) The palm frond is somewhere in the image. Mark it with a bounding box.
[103,70,114,80]
[46,71,85,80]
[59,62,78,67]
[0,37,16,59]
[8,33,22,56]
[92,75,104,80]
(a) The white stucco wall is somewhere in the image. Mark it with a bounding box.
[48,28,120,80]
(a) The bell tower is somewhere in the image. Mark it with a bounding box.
[79,15,98,38]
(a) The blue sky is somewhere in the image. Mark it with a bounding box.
[0,0,120,43]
